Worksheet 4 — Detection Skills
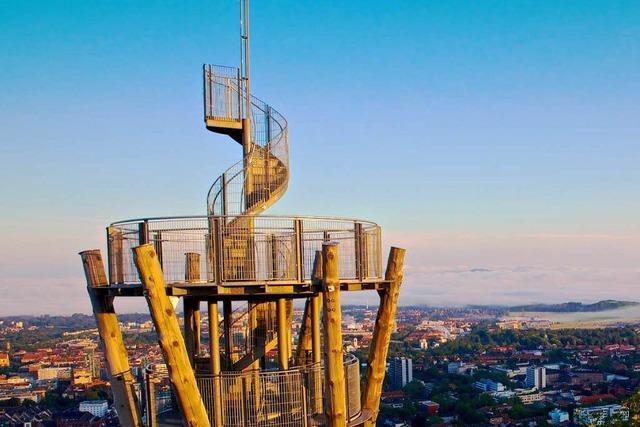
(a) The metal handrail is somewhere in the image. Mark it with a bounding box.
[204,64,289,217]
[107,215,382,285]
[111,214,379,227]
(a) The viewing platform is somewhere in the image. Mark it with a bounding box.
[103,215,387,298]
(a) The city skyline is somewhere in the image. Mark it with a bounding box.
[2,0,639,315]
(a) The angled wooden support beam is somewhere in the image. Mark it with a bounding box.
[295,251,323,366]
[80,250,143,427]
[223,300,235,366]
[294,298,313,366]
[133,244,210,427]
[322,242,346,427]
[362,247,406,426]
[310,251,324,417]
[311,295,322,364]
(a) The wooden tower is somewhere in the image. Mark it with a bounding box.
[80,2,405,426]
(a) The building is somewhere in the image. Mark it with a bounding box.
[526,366,546,389]
[548,408,569,425]
[574,404,629,426]
[473,379,505,392]
[491,390,516,400]
[569,370,603,386]
[0,352,9,368]
[517,389,545,405]
[448,361,477,375]
[72,369,92,385]
[37,367,71,381]
[389,357,413,389]
[56,411,100,427]
[491,364,528,378]
[78,400,109,417]
[417,400,439,416]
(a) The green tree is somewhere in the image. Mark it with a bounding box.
[404,380,427,400]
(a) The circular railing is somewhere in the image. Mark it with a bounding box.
[107,215,382,286]
[194,354,362,426]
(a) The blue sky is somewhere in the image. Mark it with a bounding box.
[1,0,639,314]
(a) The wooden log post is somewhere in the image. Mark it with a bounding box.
[186,252,201,282]
[132,244,210,427]
[145,370,160,427]
[247,302,261,371]
[285,299,294,360]
[310,251,323,365]
[310,251,324,416]
[223,300,236,366]
[295,251,323,366]
[208,302,223,427]
[362,247,406,426]
[80,250,143,427]
[322,242,346,427]
[294,299,313,366]
[184,253,202,365]
[276,298,289,370]
[107,227,124,284]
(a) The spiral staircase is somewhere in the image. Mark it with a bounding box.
[205,64,289,218]
[201,64,289,373]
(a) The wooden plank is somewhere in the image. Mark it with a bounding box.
[322,242,346,427]
[361,247,406,425]
[132,244,210,427]
[80,249,143,427]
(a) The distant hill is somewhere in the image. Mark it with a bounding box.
[508,300,639,313]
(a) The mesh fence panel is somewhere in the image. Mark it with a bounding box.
[107,216,381,285]
[193,355,360,427]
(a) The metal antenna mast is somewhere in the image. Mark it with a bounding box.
[240,0,251,121]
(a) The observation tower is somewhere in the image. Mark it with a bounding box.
[80,2,405,426]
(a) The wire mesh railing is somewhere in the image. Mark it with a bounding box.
[193,354,361,426]
[204,64,289,217]
[215,301,278,365]
[143,364,175,427]
[107,215,382,285]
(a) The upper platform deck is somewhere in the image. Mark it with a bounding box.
[104,215,386,298]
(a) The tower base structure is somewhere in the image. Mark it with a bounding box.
[81,229,404,427]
